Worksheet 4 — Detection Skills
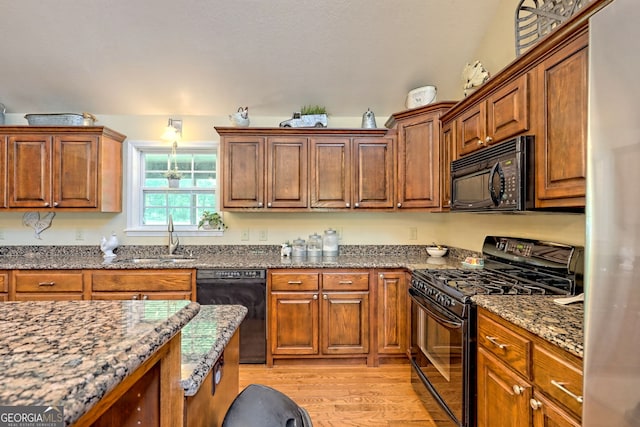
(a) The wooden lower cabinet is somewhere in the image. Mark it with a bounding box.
[375,270,408,363]
[267,269,372,366]
[11,270,85,300]
[477,307,582,427]
[184,330,240,427]
[89,269,195,301]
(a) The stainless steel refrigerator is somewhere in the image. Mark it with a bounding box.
[585,0,640,425]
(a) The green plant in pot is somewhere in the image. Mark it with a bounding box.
[198,211,227,230]
[164,169,183,188]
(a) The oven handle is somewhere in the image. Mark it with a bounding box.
[409,288,463,328]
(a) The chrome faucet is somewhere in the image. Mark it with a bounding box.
[168,214,179,255]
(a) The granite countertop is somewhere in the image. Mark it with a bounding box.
[180,304,248,397]
[0,300,200,426]
[472,295,584,358]
[0,245,472,271]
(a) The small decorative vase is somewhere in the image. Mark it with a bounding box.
[168,178,180,188]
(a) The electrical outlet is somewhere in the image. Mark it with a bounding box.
[258,229,268,241]
[75,229,85,241]
[409,227,418,240]
[241,229,250,241]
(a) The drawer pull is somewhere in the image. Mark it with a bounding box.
[313,294,318,300]
[338,280,353,285]
[485,336,508,349]
[38,281,55,287]
[287,281,303,285]
[512,385,525,395]
[529,399,543,410]
[551,380,583,404]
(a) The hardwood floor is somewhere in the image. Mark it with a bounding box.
[238,363,436,426]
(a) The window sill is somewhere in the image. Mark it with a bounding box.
[124,226,224,237]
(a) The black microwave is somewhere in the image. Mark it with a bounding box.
[450,135,534,212]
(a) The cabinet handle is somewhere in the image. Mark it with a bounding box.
[529,399,543,410]
[397,202,402,208]
[53,202,59,207]
[313,294,318,300]
[38,281,55,287]
[485,335,508,349]
[287,280,303,285]
[267,202,272,208]
[485,136,493,143]
[44,202,50,207]
[551,380,583,404]
[346,203,350,208]
[477,139,484,146]
[142,295,149,300]
[354,203,360,208]
[338,280,353,285]
[258,202,263,207]
[132,295,139,300]
[512,385,525,395]
[323,294,328,299]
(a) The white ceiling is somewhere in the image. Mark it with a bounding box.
[1,0,503,118]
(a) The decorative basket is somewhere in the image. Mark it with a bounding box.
[515,0,585,56]
[24,112,97,126]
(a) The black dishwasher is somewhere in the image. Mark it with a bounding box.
[196,269,266,364]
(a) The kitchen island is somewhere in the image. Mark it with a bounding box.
[0,299,200,426]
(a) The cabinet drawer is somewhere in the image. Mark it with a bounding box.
[90,270,193,292]
[478,312,531,378]
[533,344,583,419]
[322,272,369,291]
[14,271,84,293]
[270,272,319,291]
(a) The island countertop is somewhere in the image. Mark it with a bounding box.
[181,304,248,396]
[0,300,200,426]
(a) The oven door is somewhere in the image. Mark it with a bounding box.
[409,287,473,427]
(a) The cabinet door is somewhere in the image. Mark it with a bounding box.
[397,115,440,209]
[53,134,98,208]
[535,31,588,207]
[269,291,319,356]
[456,103,487,157]
[376,271,407,355]
[352,137,394,209]
[309,137,351,209]
[0,136,6,208]
[266,136,308,208]
[531,391,581,427]
[321,291,369,355]
[440,120,455,209]
[477,348,532,427]
[221,136,265,208]
[486,73,530,144]
[7,134,51,207]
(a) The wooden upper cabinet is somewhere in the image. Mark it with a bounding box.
[534,29,588,207]
[266,136,308,208]
[0,137,6,208]
[1,126,125,212]
[352,137,394,209]
[309,137,351,209]
[440,120,455,209]
[457,73,530,157]
[221,135,265,209]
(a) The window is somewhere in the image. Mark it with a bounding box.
[125,140,222,236]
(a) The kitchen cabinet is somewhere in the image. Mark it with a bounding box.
[267,269,371,366]
[11,270,85,301]
[477,307,582,427]
[440,120,455,209]
[89,269,196,301]
[533,28,588,208]
[0,126,125,212]
[387,102,455,210]
[184,330,240,427]
[375,270,408,363]
[216,127,391,211]
[0,271,8,301]
[0,138,5,208]
[455,73,530,157]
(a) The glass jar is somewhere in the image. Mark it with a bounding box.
[292,237,306,258]
[307,233,323,258]
[322,228,339,257]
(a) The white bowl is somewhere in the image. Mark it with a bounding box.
[406,85,437,109]
[427,246,448,257]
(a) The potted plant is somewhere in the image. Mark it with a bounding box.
[163,169,183,188]
[198,211,227,230]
